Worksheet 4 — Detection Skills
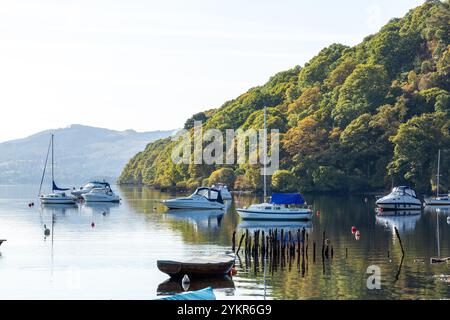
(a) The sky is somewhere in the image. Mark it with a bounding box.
[0,0,425,142]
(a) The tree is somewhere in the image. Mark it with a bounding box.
[208,168,236,189]
[388,112,450,191]
[271,170,297,192]
[332,64,389,128]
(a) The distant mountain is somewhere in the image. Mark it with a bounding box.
[0,124,176,185]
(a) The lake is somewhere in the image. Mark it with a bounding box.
[0,184,449,299]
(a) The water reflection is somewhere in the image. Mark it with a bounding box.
[82,202,120,215]
[376,210,422,233]
[157,276,235,296]
[163,209,224,231]
[238,220,313,233]
[1,185,449,299]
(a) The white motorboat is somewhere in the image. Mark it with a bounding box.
[38,134,77,205]
[162,187,225,210]
[211,184,232,200]
[424,150,450,206]
[82,187,120,203]
[375,186,422,210]
[72,181,111,197]
[237,193,313,221]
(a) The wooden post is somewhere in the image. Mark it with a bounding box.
[313,240,316,263]
[345,247,348,259]
[232,230,236,252]
[236,234,245,255]
[321,230,326,259]
[394,227,405,256]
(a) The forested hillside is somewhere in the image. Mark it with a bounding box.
[119,0,450,193]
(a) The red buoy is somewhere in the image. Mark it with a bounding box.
[351,226,357,234]
[316,210,321,216]
[230,267,237,276]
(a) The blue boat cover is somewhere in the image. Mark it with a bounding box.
[270,193,305,205]
[52,181,70,191]
[159,287,216,300]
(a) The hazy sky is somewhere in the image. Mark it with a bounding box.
[0,0,424,142]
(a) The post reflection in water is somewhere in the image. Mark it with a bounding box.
[0,184,449,299]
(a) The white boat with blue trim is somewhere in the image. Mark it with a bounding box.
[237,193,313,220]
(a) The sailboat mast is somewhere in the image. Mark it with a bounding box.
[263,106,267,202]
[437,149,441,197]
[51,133,54,187]
[38,135,52,196]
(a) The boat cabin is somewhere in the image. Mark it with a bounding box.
[391,186,417,198]
[193,187,224,204]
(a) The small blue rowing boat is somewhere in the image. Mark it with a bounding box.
[159,287,216,300]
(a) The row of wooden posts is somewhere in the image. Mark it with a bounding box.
[231,228,335,274]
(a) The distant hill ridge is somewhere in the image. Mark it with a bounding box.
[0,124,176,185]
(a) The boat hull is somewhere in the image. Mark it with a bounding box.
[157,255,235,279]
[40,197,77,204]
[82,195,120,203]
[162,200,224,210]
[376,203,422,210]
[424,198,450,206]
[236,209,313,221]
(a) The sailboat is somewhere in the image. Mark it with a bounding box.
[38,134,77,205]
[236,107,313,221]
[424,150,450,206]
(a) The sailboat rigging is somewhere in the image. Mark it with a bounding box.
[424,149,450,206]
[38,134,76,205]
[236,107,313,221]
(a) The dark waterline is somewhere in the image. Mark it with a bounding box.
[0,184,449,299]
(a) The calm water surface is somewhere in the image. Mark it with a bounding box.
[0,185,449,299]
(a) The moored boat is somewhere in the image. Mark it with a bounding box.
[162,187,225,210]
[211,184,232,200]
[38,134,77,205]
[375,186,422,210]
[237,193,313,221]
[157,253,235,278]
[424,150,450,206]
[82,187,120,203]
[72,181,111,197]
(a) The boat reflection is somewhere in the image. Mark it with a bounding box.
[163,209,225,230]
[424,205,450,215]
[237,220,313,233]
[376,210,422,233]
[40,203,78,215]
[157,276,235,296]
[82,202,120,215]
